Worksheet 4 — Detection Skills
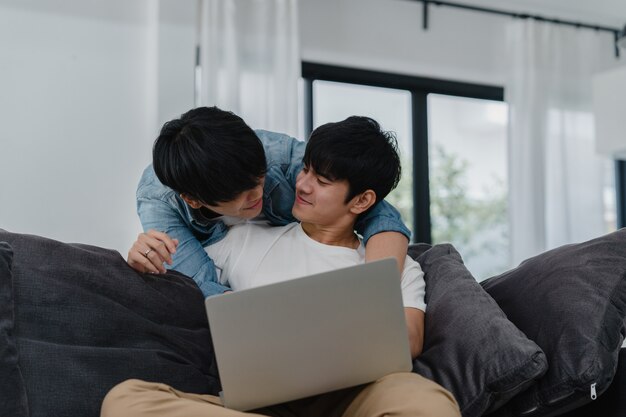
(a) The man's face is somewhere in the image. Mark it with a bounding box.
[203,176,265,219]
[292,165,352,225]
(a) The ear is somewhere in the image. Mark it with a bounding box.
[180,194,204,209]
[349,190,377,215]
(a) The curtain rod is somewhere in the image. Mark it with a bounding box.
[410,0,622,57]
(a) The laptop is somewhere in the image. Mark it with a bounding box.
[204,258,412,411]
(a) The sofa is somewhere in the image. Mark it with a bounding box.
[1,227,626,417]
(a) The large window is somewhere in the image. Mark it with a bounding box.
[303,63,510,279]
[303,62,623,280]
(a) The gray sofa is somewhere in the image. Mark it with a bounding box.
[1,228,625,417]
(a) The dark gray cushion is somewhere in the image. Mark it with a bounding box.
[0,242,29,417]
[410,243,548,417]
[482,228,626,417]
[0,229,220,417]
[558,348,626,417]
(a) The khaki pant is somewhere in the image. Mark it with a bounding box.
[101,373,460,417]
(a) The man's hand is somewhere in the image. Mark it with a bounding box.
[127,230,179,274]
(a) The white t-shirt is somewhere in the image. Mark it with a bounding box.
[205,222,426,311]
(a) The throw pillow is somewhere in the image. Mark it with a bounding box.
[411,243,548,417]
[559,348,626,417]
[482,228,626,417]
[0,241,28,417]
[0,229,220,417]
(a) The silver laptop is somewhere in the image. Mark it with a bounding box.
[204,258,412,411]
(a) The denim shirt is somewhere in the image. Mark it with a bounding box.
[136,129,411,297]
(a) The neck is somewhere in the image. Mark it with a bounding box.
[300,221,359,249]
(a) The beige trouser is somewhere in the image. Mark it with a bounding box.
[101,372,460,417]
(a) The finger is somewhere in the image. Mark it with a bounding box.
[132,239,167,272]
[140,254,160,274]
[134,246,162,274]
[133,232,175,269]
[144,248,167,273]
[144,239,173,266]
[143,233,176,265]
[128,253,159,274]
[140,234,174,266]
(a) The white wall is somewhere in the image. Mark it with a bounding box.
[299,0,625,86]
[300,0,509,86]
[0,0,623,254]
[156,0,196,126]
[0,0,163,253]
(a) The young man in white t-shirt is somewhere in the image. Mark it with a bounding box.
[106,117,460,417]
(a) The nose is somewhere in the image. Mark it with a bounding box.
[296,171,313,194]
[247,184,263,202]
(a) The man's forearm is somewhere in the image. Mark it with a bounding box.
[365,231,409,272]
[405,308,425,359]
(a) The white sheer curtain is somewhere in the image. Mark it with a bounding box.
[506,20,618,265]
[197,0,299,136]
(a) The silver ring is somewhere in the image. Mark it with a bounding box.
[143,248,152,258]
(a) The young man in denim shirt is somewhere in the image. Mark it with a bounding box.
[130,107,411,297]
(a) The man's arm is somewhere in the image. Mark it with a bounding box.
[365,231,409,273]
[399,255,427,359]
[356,201,411,272]
[405,308,425,359]
[255,129,305,186]
[135,195,231,297]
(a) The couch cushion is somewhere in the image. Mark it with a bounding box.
[0,241,29,417]
[557,348,626,417]
[410,243,548,417]
[0,229,220,417]
[481,228,626,417]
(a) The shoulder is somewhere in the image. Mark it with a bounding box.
[136,164,177,201]
[401,255,425,281]
[401,255,427,311]
[254,129,306,165]
[254,129,302,143]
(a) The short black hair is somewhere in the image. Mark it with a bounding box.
[303,116,401,210]
[152,106,266,205]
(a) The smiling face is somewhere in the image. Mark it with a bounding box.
[292,165,361,226]
[182,176,265,219]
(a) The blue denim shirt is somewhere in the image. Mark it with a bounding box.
[137,129,411,297]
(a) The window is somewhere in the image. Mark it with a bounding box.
[428,94,509,279]
[312,80,414,228]
[302,62,623,280]
[303,62,508,279]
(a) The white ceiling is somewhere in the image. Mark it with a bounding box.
[440,0,626,28]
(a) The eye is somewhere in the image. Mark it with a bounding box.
[302,166,309,174]
[317,176,331,186]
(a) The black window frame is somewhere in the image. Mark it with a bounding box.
[302,61,505,243]
[617,160,626,229]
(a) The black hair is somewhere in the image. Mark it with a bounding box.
[303,116,401,211]
[152,106,266,205]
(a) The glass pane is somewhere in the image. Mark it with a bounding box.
[428,94,509,280]
[544,108,617,246]
[313,80,414,231]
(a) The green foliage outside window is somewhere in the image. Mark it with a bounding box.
[386,145,509,279]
